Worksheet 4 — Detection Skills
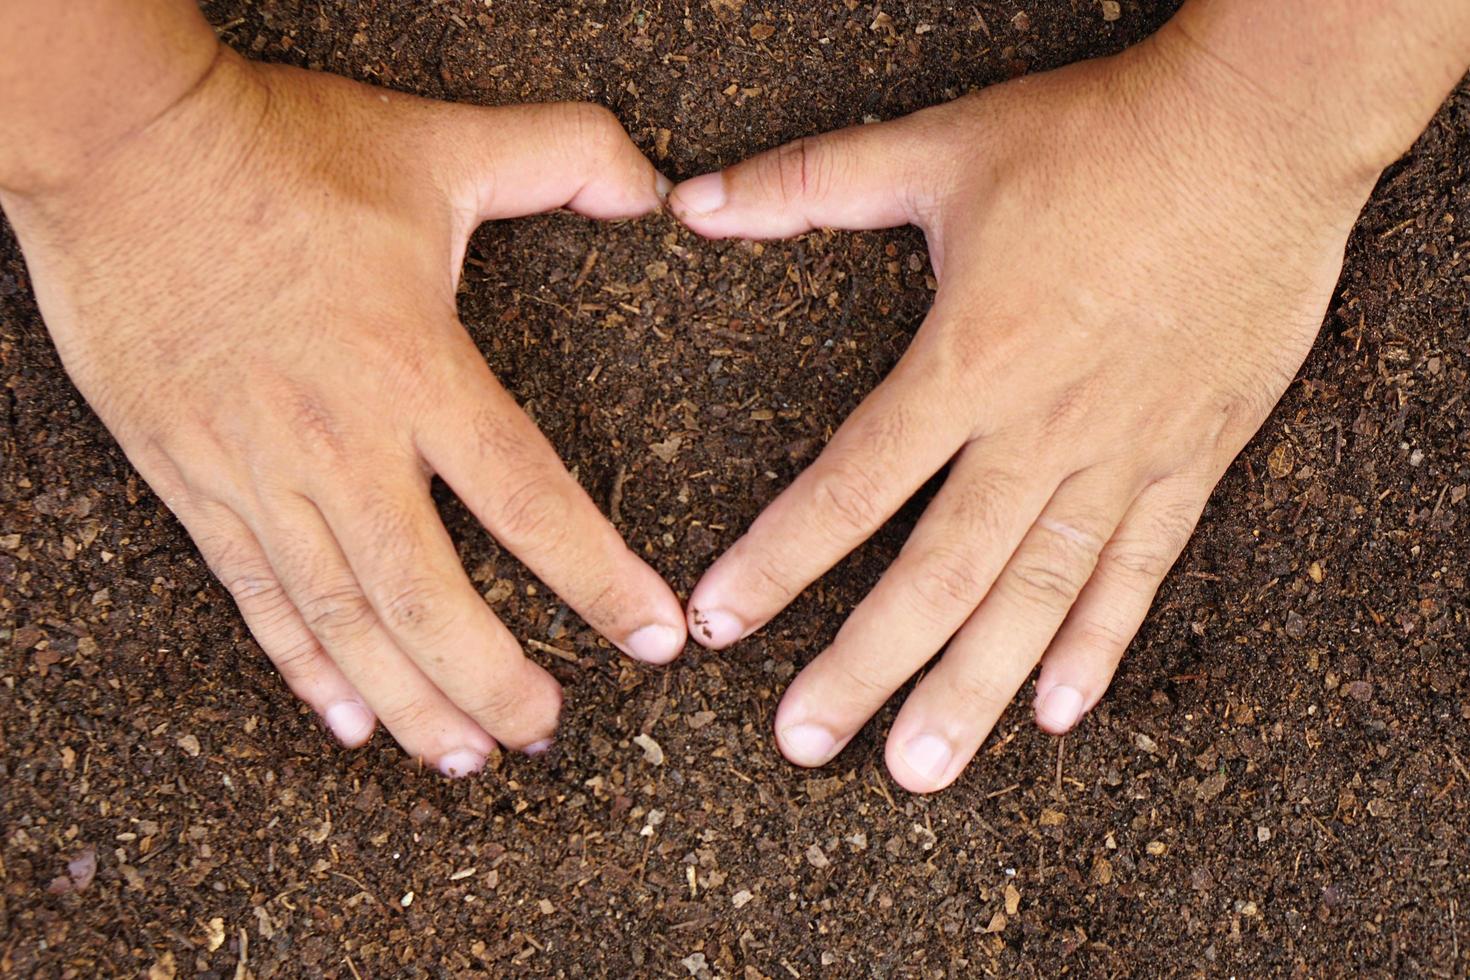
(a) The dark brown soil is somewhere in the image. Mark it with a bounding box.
[4,2,1469,976]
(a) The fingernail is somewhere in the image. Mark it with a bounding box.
[672,172,727,215]
[524,738,555,757]
[624,624,683,664]
[655,172,674,200]
[780,723,837,766]
[691,607,744,648]
[901,733,953,784]
[323,700,374,746]
[438,749,486,778]
[1036,685,1086,732]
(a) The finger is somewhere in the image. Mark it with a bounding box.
[668,102,965,239]
[1032,475,1208,734]
[772,445,1049,767]
[442,101,670,222]
[420,358,688,665]
[251,494,499,777]
[687,348,970,649]
[313,468,567,751]
[884,467,1138,793]
[179,500,378,748]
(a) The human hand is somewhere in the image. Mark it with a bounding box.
[1,48,687,776]
[668,28,1386,791]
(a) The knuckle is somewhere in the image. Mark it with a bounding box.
[1007,554,1089,611]
[460,680,529,726]
[1104,492,1201,584]
[1147,495,1203,552]
[284,387,346,455]
[855,395,914,459]
[908,546,986,624]
[133,444,192,504]
[744,545,801,601]
[915,308,1004,393]
[194,528,248,576]
[332,487,436,565]
[767,136,832,204]
[496,472,571,546]
[810,462,884,540]
[574,578,625,632]
[1074,616,1135,658]
[1105,543,1174,583]
[1041,373,1104,437]
[301,587,378,645]
[949,667,1014,717]
[379,578,458,642]
[357,493,420,552]
[471,404,521,461]
[377,696,441,736]
[825,654,898,710]
[1208,399,1244,454]
[559,102,625,151]
[1002,515,1106,610]
[946,469,1019,538]
[220,564,286,608]
[211,553,300,627]
[265,633,327,679]
[469,408,578,550]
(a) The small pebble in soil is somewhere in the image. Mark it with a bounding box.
[632,733,664,765]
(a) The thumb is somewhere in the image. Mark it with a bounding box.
[668,104,960,239]
[439,101,670,222]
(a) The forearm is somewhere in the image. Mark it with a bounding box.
[0,0,221,196]
[1155,0,1470,182]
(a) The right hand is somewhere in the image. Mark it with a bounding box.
[667,25,1382,792]
[0,46,687,776]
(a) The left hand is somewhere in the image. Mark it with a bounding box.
[668,29,1382,791]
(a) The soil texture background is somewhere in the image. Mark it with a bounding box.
[4,1,1470,976]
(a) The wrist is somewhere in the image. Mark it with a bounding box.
[0,2,224,199]
[1134,29,1387,206]
[1145,0,1470,194]
[2,45,271,276]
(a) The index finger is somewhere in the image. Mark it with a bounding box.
[419,351,688,664]
[686,343,970,648]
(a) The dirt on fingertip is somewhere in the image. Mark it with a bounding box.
[4,1,1469,976]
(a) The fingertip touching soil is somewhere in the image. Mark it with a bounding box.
[3,2,1468,976]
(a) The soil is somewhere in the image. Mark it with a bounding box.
[3,1,1469,977]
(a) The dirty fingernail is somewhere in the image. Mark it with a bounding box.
[672,172,727,215]
[691,607,744,649]
[523,738,555,758]
[1036,685,1085,733]
[901,733,953,784]
[323,700,375,747]
[780,723,837,766]
[624,624,683,664]
[438,749,486,778]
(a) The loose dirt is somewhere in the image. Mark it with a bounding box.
[3,1,1468,976]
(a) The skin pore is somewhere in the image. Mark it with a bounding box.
[3,1,1468,789]
[670,0,1470,792]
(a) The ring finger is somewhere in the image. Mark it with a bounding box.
[311,471,564,754]
[249,491,499,777]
